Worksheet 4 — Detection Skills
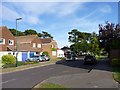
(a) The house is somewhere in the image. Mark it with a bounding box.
[40,38,58,58]
[0,26,17,60]
[57,49,64,58]
[0,26,42,62]
[16,35,42,61]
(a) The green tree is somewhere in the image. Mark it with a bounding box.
[24,29,37,35]
[68,29,100,56]
[42,31,53,38]
[9,29,25,36]
[37,33,42,37]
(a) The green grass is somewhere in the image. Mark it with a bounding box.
[33,83,69,90]
[1,60,60,74]
[113,67,120,83]
[111,58,120,83]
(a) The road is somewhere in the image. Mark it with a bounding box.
[1,59,115,89]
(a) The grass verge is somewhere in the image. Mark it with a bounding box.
[113,67,120,83]
[111,58,120,83]
[32,83,69,90]
[0,60,60,74]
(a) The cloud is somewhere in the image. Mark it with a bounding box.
[2,5,21,22]
[56,3,84,17]
[99,5,112,13]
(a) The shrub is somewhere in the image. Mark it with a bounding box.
[110,59,120,67]
[2,54,16,65]
[51,48,56,51]
[42,51,49,55]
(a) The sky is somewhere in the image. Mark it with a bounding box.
[1,1,118,48]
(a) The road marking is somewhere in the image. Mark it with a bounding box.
[0,79,16,84]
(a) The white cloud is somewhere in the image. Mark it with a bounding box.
[56,3,84,17]
[2,5,21,22]
[99,5,112,13]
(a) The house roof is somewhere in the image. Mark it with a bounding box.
[7,43,42,52]
[0,26,14,38]
[16,35,38,44]
[40,38,52,44]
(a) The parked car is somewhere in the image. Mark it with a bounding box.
[84,55,97,65]
[42,55,50,61]
[26,55,46,62]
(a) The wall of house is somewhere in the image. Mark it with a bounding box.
[57,50,64,58]
[42,44,52,57]
[31,36,42,51]
[1,26,16,51]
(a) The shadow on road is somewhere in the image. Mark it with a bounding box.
[56,58,112,72]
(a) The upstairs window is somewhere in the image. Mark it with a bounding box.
[37,44,41,48]
[0,38,5,44]
[33,43,36,47]
[8,39,14,45]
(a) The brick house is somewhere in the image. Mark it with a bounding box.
[0,26,42,61]
[40,38,58,58]
[16,35,42,61]
[0,26,17,60]
[0,26,16,51]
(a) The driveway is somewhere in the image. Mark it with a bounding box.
[2,59,118,89]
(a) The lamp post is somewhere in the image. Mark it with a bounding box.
[16,18,22,67]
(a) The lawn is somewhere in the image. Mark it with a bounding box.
[32,83,69,90]
[113,67,120,83]
[111,58,120,83]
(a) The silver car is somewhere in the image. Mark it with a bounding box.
[26,55,46,62]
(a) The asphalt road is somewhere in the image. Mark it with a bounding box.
[1,59,112,89]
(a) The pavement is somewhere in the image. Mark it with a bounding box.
[36,59,119,88]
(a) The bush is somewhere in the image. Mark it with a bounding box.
[110,59,120,67]
[2,54,16,65]
[42,51,49,56]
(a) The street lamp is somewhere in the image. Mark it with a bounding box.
[16,17,22,67]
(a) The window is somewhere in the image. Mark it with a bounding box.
[0,38,5,44]
[37,44,41,48]
[51,45,54,48]
[33,43,36,47]
[8,39,14,45]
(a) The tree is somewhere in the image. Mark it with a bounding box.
[41,31,53,38]
[37,33,42,37]
[98,22,120,57]
[24,29,37,35]
[9,29,25,36]
[68,29,100,56]
[68,29,80,43]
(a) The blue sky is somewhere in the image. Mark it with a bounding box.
[1,1,118,48]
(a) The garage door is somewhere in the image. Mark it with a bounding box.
[22,52,28,62]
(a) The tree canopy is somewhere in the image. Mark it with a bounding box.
[9,28,53,38]
[24,29,37,35]
[9,29,25,36]
[68,29,100,56]
[98,22,120,55]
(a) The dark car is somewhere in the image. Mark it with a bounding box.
[84,55,97,65]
